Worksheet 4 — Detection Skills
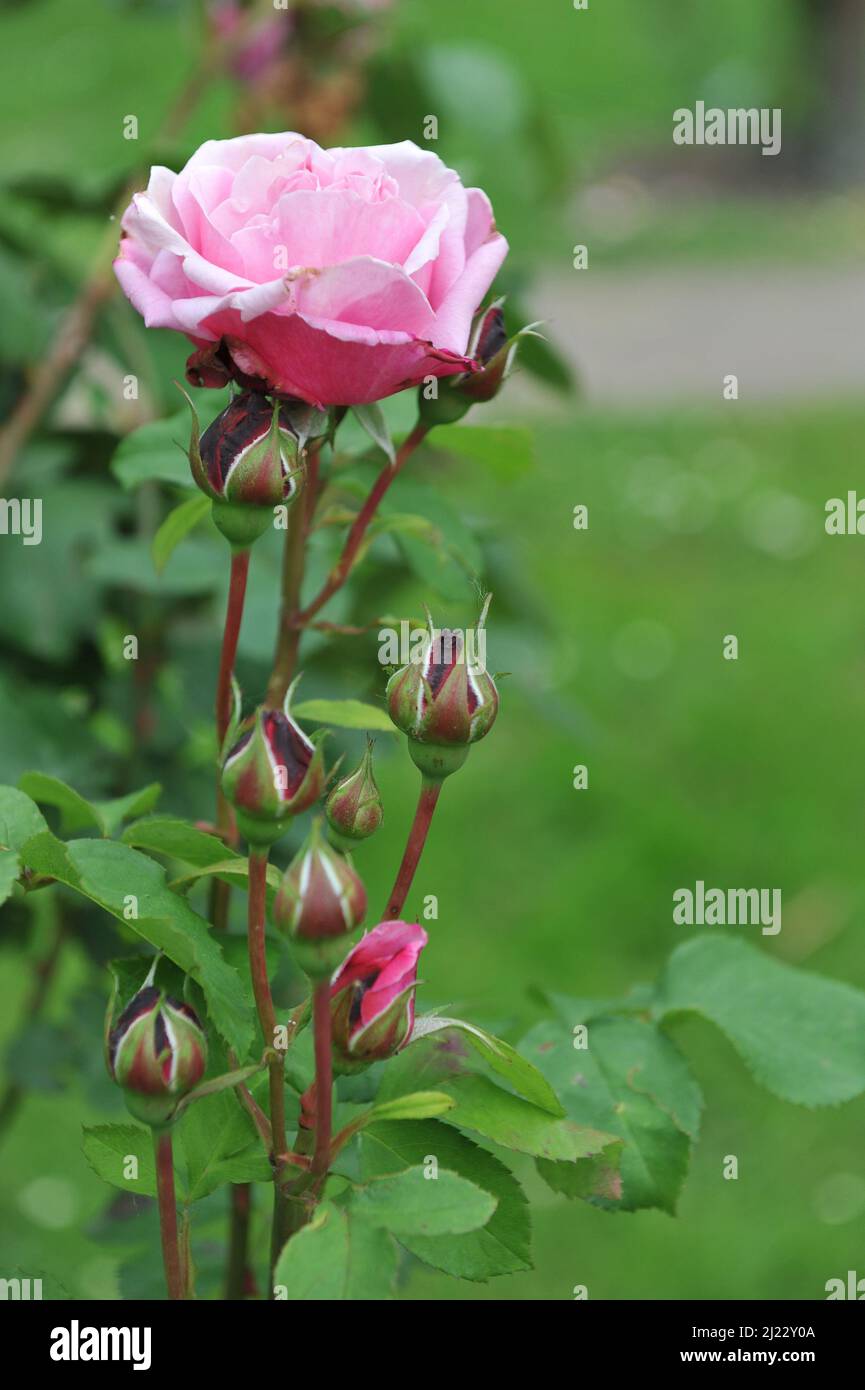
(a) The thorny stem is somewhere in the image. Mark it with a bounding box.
[311,983,334,1181]
[384,777,443,919]
[154,1130,184,1301]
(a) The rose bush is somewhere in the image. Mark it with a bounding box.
[114,133,508,405]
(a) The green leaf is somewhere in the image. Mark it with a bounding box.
[82,1123,159,1199]
[360,1119,531,1281]
[19,832,252,1058]
[433,423,535,481]
[121,817,240,869]
[111,414,195,491]
[0,784,48,850]
[440,1072,619,1163]
[273,1201,396,1300]
[348,1165,496,1237]
[18,772,161,837]
[168,857,283,896]
[93,785,162,838]
[0,848,20,906]
[291,698,395,733]
[351,403,395,464]
[175,1060,266,1118]
[17,772,97,833]
[179,1090,262,1202]
[519,1016,702,1213]
[152,494,211,574]
[409,1014,563,1115]
[654,934,865,1106]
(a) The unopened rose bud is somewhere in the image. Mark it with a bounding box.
[221,689,326,846]
[274,820,367,978]
[184,389,302,547]
[418,302,520,425]
[325,742,383,849]
[107,984,207,1127]
[386,609,498,779]
[329,921,427,1072]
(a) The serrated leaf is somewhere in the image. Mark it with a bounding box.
[291,698,395,733]
[409,1014,563,1115]
[152,493,211,574]
[19,831,252,1058]
[655,934,865,1106]
[0,784,48,850]
[520,1016,702,1213]
[273,1201,396,1300]
[360,1119,531,1281]
[168,857,282,895]
[18,772,161,837]
[179,1090,261,1201]
[351,403,395,464]
[348,1165,496,1236]
[82,1123,160,1198]
[121,817,240,868]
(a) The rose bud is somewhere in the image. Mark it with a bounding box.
[107,984,207,1128]
[183,389,302,548]
[274,820,367,979]
[418,302,525,426]
[221,689,326,846]
[325,742,383,850]
[329,921,427,1072]
[386,609,498,779]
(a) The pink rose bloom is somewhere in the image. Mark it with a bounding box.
[330,920,427,1063]
[114,133,508,406]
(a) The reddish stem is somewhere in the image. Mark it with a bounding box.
[154,1131,184,1300]
[384,777,443,919]
[298,422,428,629]
[266,441,323,708]
[311,983,333,1179]
[216,547,251,746]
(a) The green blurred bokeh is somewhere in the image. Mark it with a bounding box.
[1,0,863,1301]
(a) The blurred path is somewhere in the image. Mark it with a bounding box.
[523,266,865,406]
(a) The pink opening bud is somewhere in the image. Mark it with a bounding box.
[330,921,427,1070]
[221,692,326,846]
[274,820,367,978]
[107,984,207,1128]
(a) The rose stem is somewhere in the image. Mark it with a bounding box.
[266,441,322,707]
[266,423,428,707]
[215,546,255,1297]
[247,847,292,1288]
[384,776,443,919]
[311,983,334,1181]
[300,423,429,625]
[154,1130,184,1300]
[212,546,251,939]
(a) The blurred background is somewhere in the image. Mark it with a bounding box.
[1,0,864,1300]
